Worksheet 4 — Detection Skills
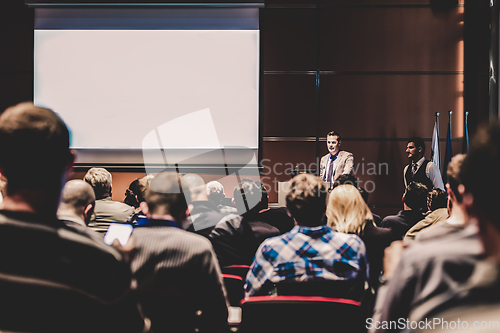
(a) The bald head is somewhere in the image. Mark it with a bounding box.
[181,173,207,202]
[58,180,96,225]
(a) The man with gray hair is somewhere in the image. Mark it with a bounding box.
[57,180,96,229]
[182,174,237,237]
[206,180,238,214]
[84,167,134,233]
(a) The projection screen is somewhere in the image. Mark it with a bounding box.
[33,7,260,167]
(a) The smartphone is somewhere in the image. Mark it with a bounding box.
[104,223,133,246]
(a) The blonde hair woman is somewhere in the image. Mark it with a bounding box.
[326,184,373,235]
[326,184,392,289]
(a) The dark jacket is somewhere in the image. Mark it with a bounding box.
[209,213,280,267]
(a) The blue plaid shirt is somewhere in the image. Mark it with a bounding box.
[245,225,368,297]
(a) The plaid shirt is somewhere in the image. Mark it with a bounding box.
[245,225,368,297]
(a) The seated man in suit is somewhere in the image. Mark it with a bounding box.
[127,174,154,226]
[245,174,368,297]
[319,130,354,187]
[209,179,280,267]
[57,179,96,229]
[0,102,146,333]
[206,180,238,214]
[84,167,134,233]
[131,171,228,333]
[256,182,296,234]
[380,181,428,240]
[404,188,448,240]
[182,173,237,237]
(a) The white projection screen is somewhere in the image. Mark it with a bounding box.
[33,7,260,167]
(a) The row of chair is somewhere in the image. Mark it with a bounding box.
[221,265,366,333]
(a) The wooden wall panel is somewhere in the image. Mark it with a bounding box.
[320,7,464,71]
[262,74,317,136]
[261,141,317,203]
[262,8,317,71]
[319,74,464,139]
[332,140,405,204]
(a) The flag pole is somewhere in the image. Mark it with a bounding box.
[448,110,452,138]
[433,112,441,172]
[464,111,469,153]
[442,111,453,183]
[436,112,440,135]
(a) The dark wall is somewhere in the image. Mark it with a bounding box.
[0,0,33,112]
[0,0,491,217]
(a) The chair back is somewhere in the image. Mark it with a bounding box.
[274,278,365,301]
[221,265,250,306]
[0,272,127,333]
[222,274,245,306]
[241,295,364,333]
[221,265,251,279]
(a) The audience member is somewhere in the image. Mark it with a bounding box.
[123,177,141,208]
[206,180,238,214]
[415,154,468,242]
[131,171,228,333]
[370,156,483,332]
[326,184,393,290]
[245,174,368,297]
[84,167,134,233]
[57,179,95,229]
[404,189,448,240]
[0,102,146,332]
[412,122,500,332]
[404,137,445,191]
[0,176,6,203]
[380,181,428,240]
[255,182,295,234]
[128,174,154,226]
[209,179,280,267]
[333,174,383,226]
[181,173,237,237]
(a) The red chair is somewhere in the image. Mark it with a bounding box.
[240,295,364,333]
[222,274,245,306]
[221,265,251,279]
[221,265,250,306]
